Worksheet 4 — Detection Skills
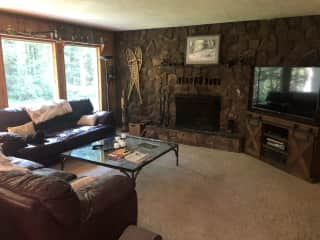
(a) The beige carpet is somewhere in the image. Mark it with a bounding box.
[58,144,320,240]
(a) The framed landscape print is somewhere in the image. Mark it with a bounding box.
[185,35,220,65]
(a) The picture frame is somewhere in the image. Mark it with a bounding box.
[185,35,220,65]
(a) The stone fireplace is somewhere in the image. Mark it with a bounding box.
[175,95,221,131]
[116,16,320,152]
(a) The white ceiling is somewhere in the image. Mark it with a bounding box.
[1,0,320,31]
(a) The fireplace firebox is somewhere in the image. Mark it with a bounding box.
[175,95,221,131]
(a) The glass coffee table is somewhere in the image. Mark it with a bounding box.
[61,135,179,183]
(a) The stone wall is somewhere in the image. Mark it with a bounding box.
[116,15,320,134]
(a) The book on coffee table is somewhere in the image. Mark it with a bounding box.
[107,148,131,160]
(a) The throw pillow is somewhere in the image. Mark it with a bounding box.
[77,114,98,126]
[25,99,72,124]
[7,121,36,138]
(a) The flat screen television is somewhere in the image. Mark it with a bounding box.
[251,67,320,123]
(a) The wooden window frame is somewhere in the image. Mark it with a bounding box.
[0,34,105,110]
[63,42,104,110]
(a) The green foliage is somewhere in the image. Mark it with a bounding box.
[2,39,100,109]
[64,45,99,109]
[2,39,54,106]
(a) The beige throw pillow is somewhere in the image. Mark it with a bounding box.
[77,114,97,126]
[25,99,72,124]
[7,121,36,138]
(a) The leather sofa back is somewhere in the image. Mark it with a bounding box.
[0,108,31,131]
[0,171,81,227]
[0,99,94,134]
[36,99,94,134]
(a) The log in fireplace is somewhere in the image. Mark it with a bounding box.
[175,95,221,131]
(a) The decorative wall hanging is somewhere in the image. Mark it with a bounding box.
[125,47,143,104]
[185,35,220,65]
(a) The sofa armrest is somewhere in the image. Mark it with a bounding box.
[95,111,115,126]
[74,175,135,220]
[0,132,27,155]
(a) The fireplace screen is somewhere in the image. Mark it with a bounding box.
[175,95,221,131]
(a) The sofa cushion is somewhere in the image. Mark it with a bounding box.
[16,137,65,164]
[75,175,135,222]
[0,171,80,227]
[17,125,114,165]
[47,125,114,150]
[0,108,31,131]
[35,113,78,134]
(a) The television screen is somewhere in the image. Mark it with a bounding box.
[252,67,320,120]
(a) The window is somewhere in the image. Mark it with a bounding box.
[64,45,100,110]
[1,38,56,107]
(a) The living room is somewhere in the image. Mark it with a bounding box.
[0,1,320,240]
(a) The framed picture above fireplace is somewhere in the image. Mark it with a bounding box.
[185,35,220,65]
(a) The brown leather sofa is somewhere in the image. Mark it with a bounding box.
[0,99,115,166]
[0,157,137,240]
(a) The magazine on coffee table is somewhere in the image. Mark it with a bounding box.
[124,151,148,163]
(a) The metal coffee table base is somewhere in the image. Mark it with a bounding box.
[61,144,179,183]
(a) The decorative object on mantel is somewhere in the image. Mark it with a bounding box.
[125,47,143,104]
[185,35,220,65]
[177,76,221,86]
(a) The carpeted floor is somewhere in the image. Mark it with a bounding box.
[58,144,320,240]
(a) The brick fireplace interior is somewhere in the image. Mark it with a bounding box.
[175,95,221,131]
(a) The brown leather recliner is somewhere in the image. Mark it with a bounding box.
[0,170,138,240]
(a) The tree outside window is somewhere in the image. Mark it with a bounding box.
[1,38,55,107]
